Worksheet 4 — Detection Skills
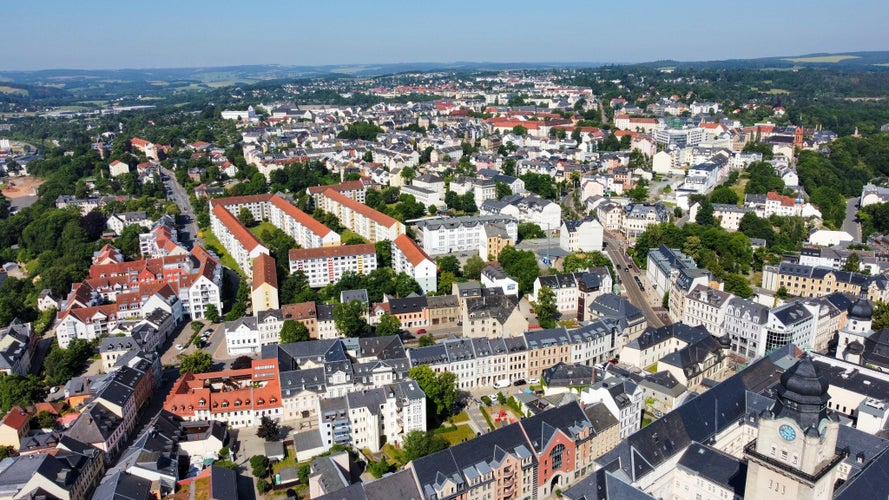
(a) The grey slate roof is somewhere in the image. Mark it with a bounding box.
[676,442,747,497]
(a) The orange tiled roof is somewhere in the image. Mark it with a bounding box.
[268,195,333,238]
[163,361,282,417]
[281,301,317,321]
[394,234,431,267]
[1,406,29,431]
[321,189,400,228]
[307,180,366,195]
[211,204,264,252]
[289,243,376,261]
[252,254,277,291]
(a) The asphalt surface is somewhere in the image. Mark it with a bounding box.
[603,232,665,329]
[160,166,199,249]
[842,197,861,242]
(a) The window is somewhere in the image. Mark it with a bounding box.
[550,444,566,471]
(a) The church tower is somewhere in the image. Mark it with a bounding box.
[837,293,874,365]
[744,355,842,500]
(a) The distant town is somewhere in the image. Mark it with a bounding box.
[0,63,888,500]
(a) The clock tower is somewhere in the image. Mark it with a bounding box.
[744,354,843,500]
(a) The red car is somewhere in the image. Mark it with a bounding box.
[416,329,427,334]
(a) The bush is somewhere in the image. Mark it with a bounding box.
[256,478,271,493]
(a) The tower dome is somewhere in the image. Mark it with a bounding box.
[771,354,835,430]
[848,295,874,321]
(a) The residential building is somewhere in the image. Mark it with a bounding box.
[462,294,528,338]
[479,221,514,261]
[162,359,283,428]
[762,261,889,302]
[596,202,624,231]
[109,160,129,178]
[681,285,733,337]
[560,218,604,253]
[391,234,436,295]
[660,334,730,387]
[289,244,378,288]
[307,180,368,207]
[688,202,753,231]
[0,319,36,376]
[623,202,669,242]
[724,297,770,360]
[412,215,518,256]
[531,268,613,317]
[106,211,152,234]
[481,194,561,230]
[480,263,519,296]
[0,407,29,451]
[0,437,104,500]
[646,245,698,298]
[317,188,404,242]
[581,377,643,439]
[251,253,279,315]
[588,294,647,340]
[765,302,815,352]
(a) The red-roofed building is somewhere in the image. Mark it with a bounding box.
[288,244,378,288]
[316,189,404,243]
[392,234,436,295]
[163,360,282,427]
[251,254,279,315]
[0,406,30,450]
[109,160,130,178]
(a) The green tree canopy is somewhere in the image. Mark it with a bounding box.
[497,246,540,295]
[463,255,485,280]
[409,365,458,425]
[179,351,213,374]
[376,314,401,337]
[533,286,558,329]
[279,319,310,344]
[401,430,449,462]
[333,300,369,337]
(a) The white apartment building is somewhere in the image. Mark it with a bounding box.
[288,244,378,288]
[268,195,341,248]
[210,202,269,279]
[560,218,604,253]
[400,184,444,209]
[106,211,152,234]
[723,297,770,360]
[317,188,405,242]
[765,302,815,353]
[681,285,733,337]
[581,377,643,439]
[480,263,519,296]
[413,215,518,256]
[596,202,624,231]
[623,202,669,241]
[391,235,437,295]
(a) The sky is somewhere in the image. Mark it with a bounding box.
[4,0,888,71]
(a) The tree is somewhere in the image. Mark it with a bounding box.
[533,286,558,329]
[463,255,485,280]
[674,207,683,218]
[695,200,715,226]
[518,223,545,240]
[204,304,220,323]
[0,446,14,461]
[395,272,422,297]
[723,273,754,298]
[368,458,394,479]
[333,300,369,337]
[662,292,670,310]
[44,339,93,387]
[179,351,213,374]
[497,245,540,295]
[0,375,47,413]
[437,271,458,296]
[237,207,257,227]
[512,125,528,136]
[409,365,458,424]
[776,286,790,300]
[34,411,56,429]
[710,186,740,205]
[231,356,253,370]
[626,179,649,203]
[298,463,311,485]
[495,182,512,200]
[402,430,450,462]
[436,255,461,276]
[280,271,317,305]
[418,335,436,347]
[250,455,270,478]
[400,166,417,183]
[214,460,239,470]
[872,302,889,331]
[257,415,280,441]
[376,314,401,337]
[115,224,147,259]
[280,319,310,344]
[843,252,862,272]
[375,240,392,268]
[362,150,374,162]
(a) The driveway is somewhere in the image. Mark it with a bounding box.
[842,197,861,242]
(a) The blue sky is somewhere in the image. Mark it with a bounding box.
[4,0,888,70]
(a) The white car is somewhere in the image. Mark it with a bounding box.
[528,377,540,385]
[175,344,184,351]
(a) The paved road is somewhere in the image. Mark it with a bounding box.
[160,166,199,249]
[603,232,664,329]
[842,197,861,242]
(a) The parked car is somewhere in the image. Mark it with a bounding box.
[528,377,540,385]
[513,379,526,386]
[175,344,184,351]
[416,329,427,334]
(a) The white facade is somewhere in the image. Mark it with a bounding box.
[560,218,603,253]
[288,245,378,288]
[414,215,518,256]
[392,235,437,295]
[723,297,769,360]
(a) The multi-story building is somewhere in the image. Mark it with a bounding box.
[623,202,669,242]
[267,194,341,248]
[391,234,437,295]
[531,268,613,316]
[462,294,528,338]
[660,335,729,387]
[560,217,604,253]
[723,296,770,360]
[401,184,444,208]
[688,202,754,231]
[765,301,815,352]
[316,188,404,242]
[596,202,624,231]
[681,285,733,336]
[409,403,597,500]
[762,261,889,302]
[480,263,520,296]
[251,253,279,315]
[209,202,269,278]
[581,377,643,439]
[480,221,514,261]
[619,323,711,371]
[481,193,561,230]
[0,319,37,376]
[106,211,153,235]
[317,381,426,453]
[162,359,283,428]
[412,214,518,256]
[307,180,367,207]
[646,245,698,297]
[289,244,378,288]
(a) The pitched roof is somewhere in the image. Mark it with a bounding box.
[252,253,278,291]
[322,188,400,228]
[211,203,264,252]
[393,234,431,267]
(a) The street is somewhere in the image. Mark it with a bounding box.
[603,232,665,329]
[160,166,200,249]
[842,197,861,242]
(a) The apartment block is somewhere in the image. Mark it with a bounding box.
[316,188,404,242]
[289,244,378,288]
[391,234,436,295]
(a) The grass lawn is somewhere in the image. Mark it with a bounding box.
[645,363,658,373]
[730,178,749,201]
[248,221,277,238]
[451,411,470,423]
[340,229,367,244]
[382,443,406,466]
[642,417,652,428]
[201,229,243,276]
[438,424,476,446]
[272,446,299,475]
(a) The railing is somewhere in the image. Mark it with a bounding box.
[744,440,846,485]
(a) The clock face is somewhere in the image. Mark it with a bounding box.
[779,424,797,441]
